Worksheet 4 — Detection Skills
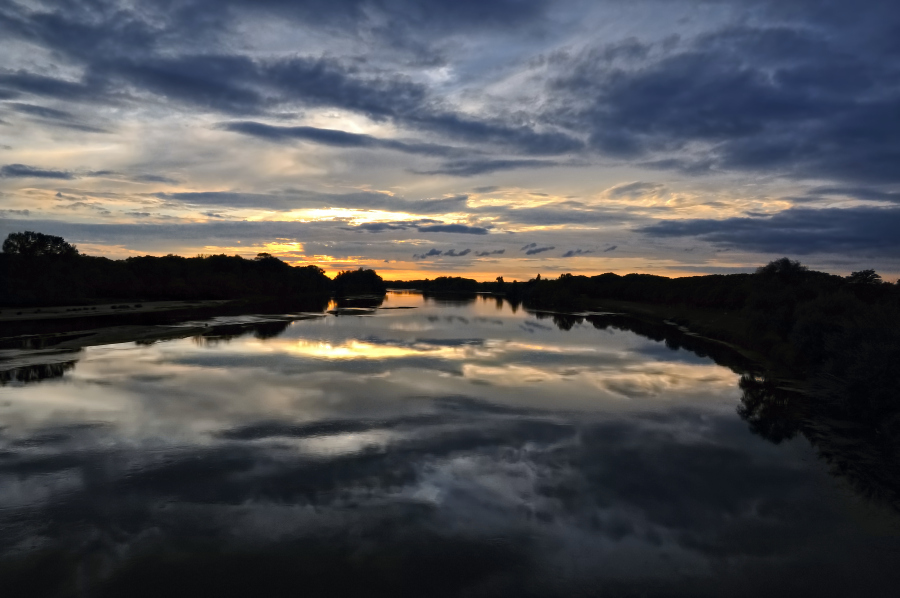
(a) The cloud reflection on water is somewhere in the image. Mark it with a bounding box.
[0,292,897,595]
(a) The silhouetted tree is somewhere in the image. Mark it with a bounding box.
[333,268,386,296]
[846,269,882,284]
[755,257,807,278]
[2,231,78,258]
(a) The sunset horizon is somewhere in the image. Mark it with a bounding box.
[3,0,899,282]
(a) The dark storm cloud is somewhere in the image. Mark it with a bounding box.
[408,113,583,156]
[107,54,429,118]
[1,0,429,117]
[0,1,570,155]
[0,70,105,101]
[636,206,900,255]
[0,164,74,179]
[545,5,900,185]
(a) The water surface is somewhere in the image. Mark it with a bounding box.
[1,292,898,596]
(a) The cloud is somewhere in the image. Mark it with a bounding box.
[158,190,469,215]
[545,13,900,185]
[356,222,419,233]
[5,0,900,269]
[562,248,593,257]
[636,206,900,256]
[416,224,489,235]
[4,102,109,133]
[521,243,557,255]
[0,164,75,179]
[352,219,486,235]
[807,186,900,203]
[133,174,179,184]
[414,158,560,177]
[475,249,505,256]
[607,182,664,198]
[604,245,617,252]
[219,121,465,157]
[0,70,105,101]
[0,2,574,157]
[7,102,77,120]
[443,248,471,257]
[413,247,444,259]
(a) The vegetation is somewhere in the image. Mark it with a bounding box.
[389,276,482,294]
[0,232,384,305]
[333,268,387,296]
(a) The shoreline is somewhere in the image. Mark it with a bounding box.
[1,291,795,389]
[0,299,234,323]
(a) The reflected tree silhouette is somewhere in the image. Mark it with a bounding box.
[193,320,294,345]
[423,293,478,306]
[736,374,804,444]
[333,295,385,309]
[523,298,900,513]
[0,361,77,385]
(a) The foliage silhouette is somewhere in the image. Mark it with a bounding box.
[332,268,386,296]
[0,231,387,306]
[846,269,882,284]
[2,231,78,258]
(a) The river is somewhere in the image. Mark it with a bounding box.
[0,291,897,596]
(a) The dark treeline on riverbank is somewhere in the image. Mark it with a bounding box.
[0,231,385,306]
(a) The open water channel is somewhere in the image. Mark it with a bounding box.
[1,291,898,596]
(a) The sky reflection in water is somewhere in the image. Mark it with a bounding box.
[0,292,898,597]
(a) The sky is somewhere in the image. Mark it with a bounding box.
[1,0,899,280]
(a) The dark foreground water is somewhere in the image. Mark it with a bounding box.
[1,292,898,597]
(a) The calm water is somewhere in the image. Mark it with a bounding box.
[1,292,898,597]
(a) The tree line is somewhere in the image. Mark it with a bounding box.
[0,231,385,305]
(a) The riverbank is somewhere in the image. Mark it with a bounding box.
[560,297,782,373]
[0,299,233,323]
